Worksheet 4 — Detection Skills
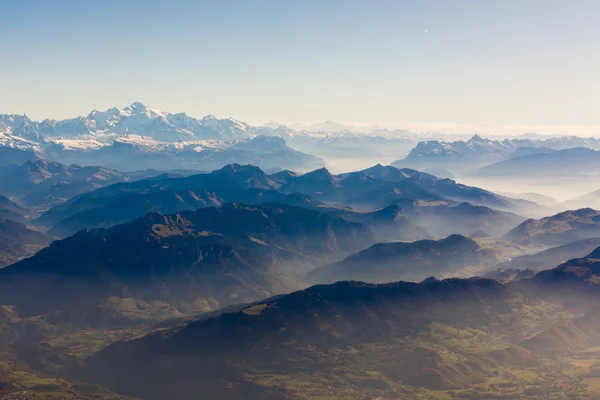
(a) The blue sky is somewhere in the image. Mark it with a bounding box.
[2,0,599,135]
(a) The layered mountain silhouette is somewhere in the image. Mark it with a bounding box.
[308,234,495,284]
[494,237,600,273]
[0,146,38,167]
[38,167,324,238]
[0,158,168,209]
[505,208,600,246]
[36,164,525,240]
[0,203,372,324]
[0,194,27,222]
[470,148,600,179]
[392,135,600,175]
[0,218,52,268]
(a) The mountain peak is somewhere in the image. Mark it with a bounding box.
[216,163,263,174]
[304,167,332,178]
[128,101,148,111]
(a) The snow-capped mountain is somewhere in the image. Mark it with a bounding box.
[0,103,329,173]
[0,102,255,143]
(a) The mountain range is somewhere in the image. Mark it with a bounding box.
[492,237,600,273]
[7,105,600,399]
[308,234,496,284]
[505,208,600,246]
[0,104,328,172]
[33,163,527,239]
[393,134,600,175]
[470,147,600,179]
[1,102,255,142]
[0,158,171,210]
[0,203,372,324]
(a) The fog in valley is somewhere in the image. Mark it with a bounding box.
[2,1,600,399]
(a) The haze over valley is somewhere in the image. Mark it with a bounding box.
[2,0,600,399]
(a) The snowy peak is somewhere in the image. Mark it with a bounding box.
[0,103,258,143]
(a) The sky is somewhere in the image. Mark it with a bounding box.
[2,0,600,136]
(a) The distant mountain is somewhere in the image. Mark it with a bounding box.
[1,102,254,142]
[43,134,326,173]
[342,163,435,182]
[0,195,27,222]
[392,135,600,175]
[37,164,524,239]
[470,148,600,178]
[494,237,600,272]
[83,278,519,400]
[405,202,525,237]
[278,168,384,203]
[286,131,417,160]
[283,164,520,212]
[0,159,167,209]
[0,146,38,166]
[505,146,555,159]
[0,103,328,173]
[496,191,558,207]
[328,204,430,241]
[309,234,495,284]
[0,203,371,323]
[559,188,600,211]
[505,208,600,246]
[36,166,324,237]
[0,218,51,268]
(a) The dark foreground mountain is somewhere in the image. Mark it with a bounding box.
[0,218,52,268]
[81,274,600,400]
[308,234,496,284]
[84,278,528,400]
[0,203,371,325]
[505,208,600,246]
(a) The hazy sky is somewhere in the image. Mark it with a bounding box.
[2,0,599,135]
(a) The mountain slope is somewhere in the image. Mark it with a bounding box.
[83,278,520,400]
[494,237,600,272]
[470,148,600,178]
[0,203,372,324]
[0,158,165,209]
[392,135,600,175]
[0,194,27,222]
[0,218,52,268]
[403,202,525,237]
[505,208,600,246]
[46,134,326,173]
[328,203,430,241]
[308,234,495,284]
[42,173,322,238]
